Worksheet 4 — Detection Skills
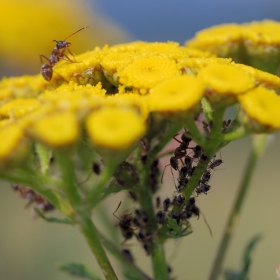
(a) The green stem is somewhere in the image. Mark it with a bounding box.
[137,153,169,280]
[35,143,50,174]
[55,151,82,207]
[208,134,269,280]
[99,233,152,280]
[77,215,118,280]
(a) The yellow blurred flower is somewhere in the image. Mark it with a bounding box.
[238,86,280,132]
[198,64,255,105]
[0,98,39,119]
[0,122,29,166]
[86,107,146,151]
[30,111,80,148]
[147,76,204,116]
[0,0,129,75]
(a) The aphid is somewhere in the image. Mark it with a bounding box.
[163,198,171,212]
[201,171,211,184]
[199,154,209,164]
[184,156,193,169]
[156,196,161,208]
[113,202,134,241]
[171,213,180,224]
[92,162,101,175]
[128,191,137,201]
[196,184,211,195]
[209,153,223,170]
[156,211,166,224]
[191,145,203,159]
[12,185,54,212]
[40,26,89,86]
[173,194,185,207]
[143,243,151,255]
[121,249,134,263]
[222,119,232,133]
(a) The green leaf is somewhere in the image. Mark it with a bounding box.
[58,263,101,280]
[122,270,144,280]
[166,216,192,239]
[224,234,262,280]
[34,208,74,225]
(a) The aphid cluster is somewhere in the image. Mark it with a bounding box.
[12,184,54,212]
[113,202,152,255]
[40,26,89,87]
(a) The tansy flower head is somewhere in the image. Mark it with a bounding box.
[118,55,181,95]
[233,63,280,90]
[186,24,243,58]
[30,111,80,148]
[178,57,232,75]
[238,86,280,132]
[0,98,39,119]
[86,107,146,152]
[198,63,255,105]
[147,75,205,119]
[0,123,29,167]
[54,48,105,86]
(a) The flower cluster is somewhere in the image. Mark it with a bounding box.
[0,28,280,166]
[186,20,280,73]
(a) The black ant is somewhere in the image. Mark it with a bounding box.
[40,26,89,87]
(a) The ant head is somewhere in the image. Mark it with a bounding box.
[53,40,71,49]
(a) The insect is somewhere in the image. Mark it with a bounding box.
[196,183,211,195]
[113,202,134,242]
[39,26,89,86]
[209,153,223,170]
[156,210,166,224]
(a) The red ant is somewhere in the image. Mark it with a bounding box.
[39,26,89,87]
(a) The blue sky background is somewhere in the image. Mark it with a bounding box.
[92,0,280,43]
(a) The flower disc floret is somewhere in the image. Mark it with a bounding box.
[0,99,39,119]
[147,76,204,113]
[238,86,280,132]
[198,64,255,104]
[118,56,181,94]
[86,107,146,150]
[30,111,80,148]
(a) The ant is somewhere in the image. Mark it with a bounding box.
[40,26,89,87]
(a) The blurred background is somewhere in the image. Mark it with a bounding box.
[1,0,280,279]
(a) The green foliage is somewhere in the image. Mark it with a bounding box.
[224,234,262,280]
[166,216,192,239]
[58,262,101,280]
[34,208,74,225]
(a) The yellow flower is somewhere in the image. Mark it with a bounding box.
[0,98,39,119]
[39,82,105,116]
[30,111,80,148]
[0,123,29,166]
[178,57,232,75]
[0,0,129,74]
[54,48,105,86]
[147,75,204,116]
[86,107,146,151]
[186,24,243,57]
[238,86,280,132]
[118,55,181,94]
[198,64,255,105]
[233,63,280,90]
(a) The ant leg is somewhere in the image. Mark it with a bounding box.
[161,164,170,183]
[61,53,77,63]
[39,54,51,65]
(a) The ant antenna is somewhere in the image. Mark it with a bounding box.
[64,26,90,41]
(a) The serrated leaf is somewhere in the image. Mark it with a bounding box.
[166,216,191,239]
[34,208,74,225]
[58,263,101,280]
